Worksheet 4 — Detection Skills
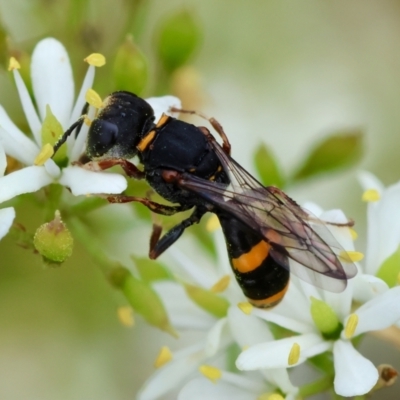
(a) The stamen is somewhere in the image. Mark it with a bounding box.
[199,365,222,383]
[154,346,173,368]
[344,313,359,338]
[288,342,300,366]
[8,57,21,71]
[85,89,103,109]
[206,214,220,231]
[362,189,380,202]
[349,228,358,240]
[339,250,364,263]
[117,306,134,327]
[258,394,284,400]
[238,302,253,315]
[84,116,92,126]
[84,53,106,67]
[210,275,230,293]
[34,144,54,166]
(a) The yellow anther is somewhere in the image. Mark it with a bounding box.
[154,346,173,368]
[238,302,253,315]
[117,306,134,327]
[206,214,220,232]
[242,345,249,351]
[8,57,20,71]
[84,116,92,126]
[257,394,284,400]
[344,314,359,339]
[349,228,358,240]
[85,89,103,109]
[34,143,54,166]
[288,342,300,366]
[210,275,231,293]
[339,250,364,263]
[362,189,380,202]
[199,365,222,383]
[84,53,106,67]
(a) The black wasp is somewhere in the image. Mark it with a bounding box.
[54,91,357,308]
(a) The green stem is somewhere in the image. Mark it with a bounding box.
[43,184,64,221]
[298,375,333,398]
[68,216,121,274]
[69,197,108,217]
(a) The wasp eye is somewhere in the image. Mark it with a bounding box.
[86,119,119,158]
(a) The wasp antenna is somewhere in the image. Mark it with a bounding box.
[52,117,85,156]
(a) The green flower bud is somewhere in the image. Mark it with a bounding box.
[109,267,177,337]
[310,297,342,339]
[156,10,201,73]
[113,36,148,95]
[185,284,229,318]
[33,211,73,265]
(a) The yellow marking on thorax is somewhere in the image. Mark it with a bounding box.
[232,240,271,273]
[156,113,170,128]
[137,130,156,152]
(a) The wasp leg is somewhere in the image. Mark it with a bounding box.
[149,207,207,259]
[170,108,231,155]
[105,194,192,216]
[78,159,145,180]
[53,117,85,155]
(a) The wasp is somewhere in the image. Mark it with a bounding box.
[54,91,357,308]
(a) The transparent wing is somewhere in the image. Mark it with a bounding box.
[176,139,357,293]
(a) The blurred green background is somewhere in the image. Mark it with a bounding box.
[0,0,400,398]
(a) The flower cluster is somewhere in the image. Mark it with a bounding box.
[1,37,399,400]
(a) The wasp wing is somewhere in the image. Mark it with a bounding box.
[177,139,357,292]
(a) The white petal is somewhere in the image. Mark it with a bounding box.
[12,70,42,144]
[59,166,127,195]
[228,306,274,348]
[69,65,95,126]
[44,159,61,178]
[253,308,313,335]
[0,105,39,164]
[0,166,53,202]
[333,340,378,396]
[178,376,261,400]
[153,281,216,330]
[0,207,15,240]
[236,333,323,370]
[137,344,204,400]
[358,170,385,193]
[345,286,400,336]
[205,318,230,357]
[69,105,93,161]
[31,38,74,128]
[146,95,182,122]
[364,177,400,274]
[0,141,6,176]
[352,273,388,303]
[263,369,298,397]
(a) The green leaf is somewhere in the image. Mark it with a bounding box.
[376,246,400,288]
[156,10,201,73]
[110,267,177,336]
[292,130,363,182]
[185,284,229,318]
[132,256,172,282]
[113,36,148,95]
[254,143,284,187]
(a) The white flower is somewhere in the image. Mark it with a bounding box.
[0,142,15,240]
[358,170,400,276]
[235,207,400,397]
[0,38,181,203]
[137,237,298,400]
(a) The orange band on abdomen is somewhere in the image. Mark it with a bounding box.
[232,240,271,273]
[249,282,289,309]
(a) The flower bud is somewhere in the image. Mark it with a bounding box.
[33,211,73,265]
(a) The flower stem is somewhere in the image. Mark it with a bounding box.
[298,375,333,398]
[69,197,108,217]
